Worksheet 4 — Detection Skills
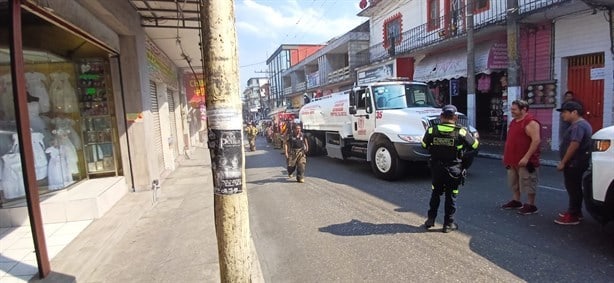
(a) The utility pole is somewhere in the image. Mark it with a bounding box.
[466,0,476,128]
[201,1,252,282]
[506,0,521,117]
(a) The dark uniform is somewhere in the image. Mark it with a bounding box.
[245,123,258,151]
[421,105,479,233]
[286,128,307,183]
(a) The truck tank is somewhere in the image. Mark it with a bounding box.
[299,92,353,138]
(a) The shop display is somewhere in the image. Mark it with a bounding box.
[77,59,118,176]
[25,72,51,113]
[524,81,557,107]
[46,142,74,190]
[49,71,78,113]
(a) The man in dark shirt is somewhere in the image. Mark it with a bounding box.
[555,101,593,225]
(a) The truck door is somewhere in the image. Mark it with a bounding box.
[352,88,376,141]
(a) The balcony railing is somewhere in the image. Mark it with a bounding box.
[283,86,292,95]
[327,66,351,84]
[295,81,306,91]
[356,0,570,66]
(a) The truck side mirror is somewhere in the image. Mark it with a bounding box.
[349,105,357,114]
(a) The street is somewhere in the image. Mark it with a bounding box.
[246,137,614,282]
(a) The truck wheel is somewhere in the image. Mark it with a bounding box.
[305,134,323,156]
[370,140,404,181]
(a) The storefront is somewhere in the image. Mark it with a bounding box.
[355,57,415,85]
[0,4,122,202]
[413,40,508,136]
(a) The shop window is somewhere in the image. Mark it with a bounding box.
[474,0,489,13]
[427,0,440,31]
[383,13,402,49]
[0,9,120,203]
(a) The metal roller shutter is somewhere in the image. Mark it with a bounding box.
[150,81,165,172]
[167,88,179,156]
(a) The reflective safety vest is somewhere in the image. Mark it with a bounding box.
[427,124,464,161]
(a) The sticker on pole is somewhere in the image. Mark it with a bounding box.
[208,129,243,195]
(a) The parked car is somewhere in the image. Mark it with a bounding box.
[583,125,614,225]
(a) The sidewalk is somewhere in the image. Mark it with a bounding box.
[478,138,560,167]
[27,146,226,282]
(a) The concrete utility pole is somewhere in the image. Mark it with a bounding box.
[466,0,476,128]
[506,0,521,115]
[200,1,252,282]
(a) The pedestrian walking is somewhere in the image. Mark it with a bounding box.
[555,101,592,225]
[285,123,309,183]
[245,121,259,151]
[422,105,479,233]
[501,100,541,215]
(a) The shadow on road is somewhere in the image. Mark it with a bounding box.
[318,219,423,236]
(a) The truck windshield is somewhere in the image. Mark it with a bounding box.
[373,84,438,109]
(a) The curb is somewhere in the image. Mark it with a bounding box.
[477,152,558,167]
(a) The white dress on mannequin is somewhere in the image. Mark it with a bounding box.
[51,117,81,149]
[52,128,78,174]
[46,145,73,190]
[25,72,50,113]
[49,72,78,113]
[1,137,24,199]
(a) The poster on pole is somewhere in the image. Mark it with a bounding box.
[208,129,243,195]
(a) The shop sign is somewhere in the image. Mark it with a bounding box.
[450,79,460,97]
[357,63,394,85]
[146,37,178,87]
[488,42,508,69]
[184,73,206,106]
[590,68,605,80]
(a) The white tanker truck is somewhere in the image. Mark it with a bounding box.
[299,79,479,180]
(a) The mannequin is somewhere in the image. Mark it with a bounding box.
[49,72,78,113]
[51,127,79,174]
[25,72,50,113]
[46,138,73,190]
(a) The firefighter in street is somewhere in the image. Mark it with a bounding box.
[285,123,309,183]
[421,105,479,233]
[245,121,259,151]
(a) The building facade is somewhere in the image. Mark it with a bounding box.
[278,0,614,150]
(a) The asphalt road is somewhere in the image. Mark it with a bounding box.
[245,137,614,283]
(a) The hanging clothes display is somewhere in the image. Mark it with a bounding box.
[25,72,51,113]
[49,72,78,113]
[51,116,81,149]
[46,144,73,190]
[52,127,78,174]
[0,141,24,199]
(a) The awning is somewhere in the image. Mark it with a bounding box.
[413,41,508,82]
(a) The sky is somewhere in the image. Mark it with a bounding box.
[234,0,368,89]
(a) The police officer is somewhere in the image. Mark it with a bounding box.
[285,123,309,183]
[421,105,479,233]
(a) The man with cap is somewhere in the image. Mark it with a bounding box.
[421,104,479,233]
[555,101,592,225]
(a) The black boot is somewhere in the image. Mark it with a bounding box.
[442,223,458,233]
[424,218,435,229]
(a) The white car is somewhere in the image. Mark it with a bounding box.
[583,125,614,225]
